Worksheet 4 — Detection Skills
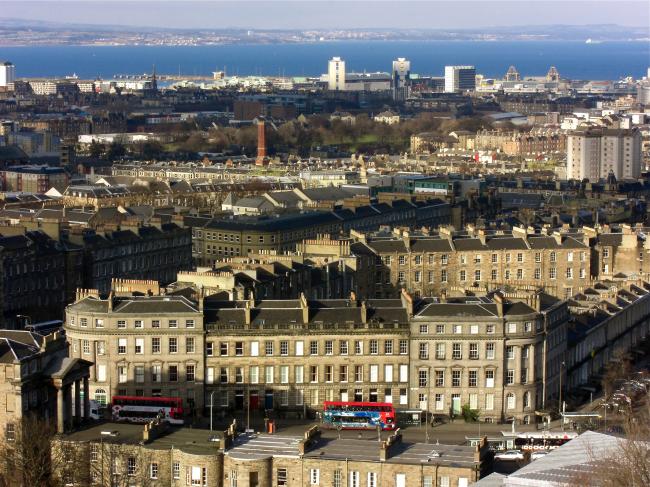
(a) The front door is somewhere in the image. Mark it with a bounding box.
[250,390,259,410]
[235,390,244,410]
[452,394,462,415]
[265,390,274,409]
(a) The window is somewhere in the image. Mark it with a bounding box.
[452,370,461,387]
[399,365,408,383]
[80,317,87,327]
[469,370,478,387]
[265,341,274,356]
[566,267,573,279]
[333,469,342,487]
[117,338,127,355]
[469,343,479,359]
[169,337,178,353]
[370,340,378,354]
[150,463,158,479]
[508,322,517,333]
[220,342,229,356]
[399,255,406,265]
[485,370,495,388]
[435,343,445,360]
[550,251,556,262]
[485,393,494,410]
[127,457,136,476]
[135,338,144,354]
[441,269,447,282]
[435,393,444,410]
[277,468,288,486]
[152,337,161,353]
[82,340,90,355]
[419,342,429,359]
[281,366,289,384]
[340,365,349,382]
[310,469,320,485]
[521,368,528,384]
[295,365,304,384]
[436,324,445,334]
[507,369,515,385]
[117,320,126,329]
[349,471,360,487]
[95,319,103,328]
[152,364,161,382]
[418,369,428,387]
[486,342,495,359]
[460,270,466,281]
[325,340,333,355]
[310,366,318,383]
[453,325,462,334]
[340,340,348,355]
[152,320,160,328]
[173,462,180,479]
[355,365,363,382]
[399,339,408,354]
[506,392,516,409]
[506,346,514,359]
[134,320,143,329]
[235,342,243,356]
[534,268,541,280]
[5,423,15,442]
[186,319,195,328]
[266,366,275,384]
[367,472,377,487]
[414,271,421,283]
[470,324,479,334]
[169,365,178,382]
[186,364,196,382]
[310,341,318,355]
[517,269,523,280]
[384,365,393,382]
[169,319,177,328]
[280,341,289,356]
[135,366,145,383]
[475,270,481,281]
[435,370,445,387]
[452,343,462,359]
[384,340,393,355]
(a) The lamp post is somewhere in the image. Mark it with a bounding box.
[209,390,216,431]
[426,366,431,444]
[558,361,565,420]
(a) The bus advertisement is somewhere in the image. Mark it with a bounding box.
[322,401,396,430]
[111,396,184,425]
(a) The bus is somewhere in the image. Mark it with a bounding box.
[514,431,578,451]
[111,396,184,425]
[322,401,396,430]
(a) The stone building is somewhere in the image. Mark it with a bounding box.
[0,330,91,438]
[64,281,206,411]
[362,226,592,300]
[54,421,488,487]
[203,292,413,414]
[409,292,569,424]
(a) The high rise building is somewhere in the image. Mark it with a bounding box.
[327,57,346,91]
[567,128,642,181]
[0,61,15,87]
[392,57,411,101]
[444,65,476,93]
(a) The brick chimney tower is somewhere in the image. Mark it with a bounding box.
[256,119,268,166]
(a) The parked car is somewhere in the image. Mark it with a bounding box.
[495,450,524,461]
[531,451,549,460]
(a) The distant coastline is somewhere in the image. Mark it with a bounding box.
[1,41,647,80]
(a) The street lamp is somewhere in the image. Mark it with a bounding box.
[558,361,565,418]
[209,390,216,431]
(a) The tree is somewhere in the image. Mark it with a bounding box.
[0,415,72,487]
[89,140,105,159]
[461,403,479,423]
[106,141,126,161]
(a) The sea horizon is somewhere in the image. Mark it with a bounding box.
[1,40,648,80]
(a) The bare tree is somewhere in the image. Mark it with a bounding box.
[0,415,71,487]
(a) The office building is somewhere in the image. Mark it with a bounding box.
[327,57,346,91]
[391,57,411,101]
[567,128,642,181]
[0,61,15,87]
[444,65,476,93]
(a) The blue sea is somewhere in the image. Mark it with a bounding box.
[0,41,648,80]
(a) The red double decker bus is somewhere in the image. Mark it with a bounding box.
[111,396,184,425]
[322,401,396,430]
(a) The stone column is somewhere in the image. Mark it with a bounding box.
[83,376,90,420]
[74,380,81,426]
[57,387,65,433]
[64,384,72,431]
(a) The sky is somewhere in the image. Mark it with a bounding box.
[1,0,649,30]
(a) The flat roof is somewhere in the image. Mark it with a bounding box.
[304,437,477,467]
[226,434,302,460]
[62,423,221,455]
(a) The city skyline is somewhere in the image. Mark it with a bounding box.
[2,0,649,30]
